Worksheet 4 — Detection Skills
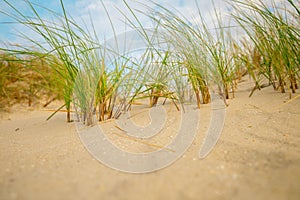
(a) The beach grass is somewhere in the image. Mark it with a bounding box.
[230,0,300,96]
[0,0,298,124]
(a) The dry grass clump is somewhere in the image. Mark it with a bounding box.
[0,52,64,111]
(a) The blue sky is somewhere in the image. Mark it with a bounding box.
[0,0,233,46]
[0,0,288,48]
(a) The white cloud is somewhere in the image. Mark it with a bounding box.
[0,0,230,45]
[2,0,296,48]
[69,0,230,40]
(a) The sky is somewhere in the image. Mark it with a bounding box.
[0,0,292,48]
[0,0,234,47]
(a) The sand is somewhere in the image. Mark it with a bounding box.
[1,77,300,200]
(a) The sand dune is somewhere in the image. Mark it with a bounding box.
[1,77,300,200]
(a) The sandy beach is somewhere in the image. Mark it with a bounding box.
[0,77,300,200]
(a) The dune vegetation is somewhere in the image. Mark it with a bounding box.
[0,0,299,125]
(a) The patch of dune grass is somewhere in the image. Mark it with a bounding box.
[0,51,65,110]
[230,0,300,96]
[0,0,298,124]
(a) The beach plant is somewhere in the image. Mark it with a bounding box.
[0,0,81,122]
[134,1,240,107]
[0,0,121,125]
[2,0,298,126]
[230,0,300,96]
[0,50,65,110]
[0,52,22,109]
[1,0,166,125]
[117,1,185,109]
[129,50,178,107]
[155,10,211,107]
[118,1,207,108]
[22,54,66,107]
